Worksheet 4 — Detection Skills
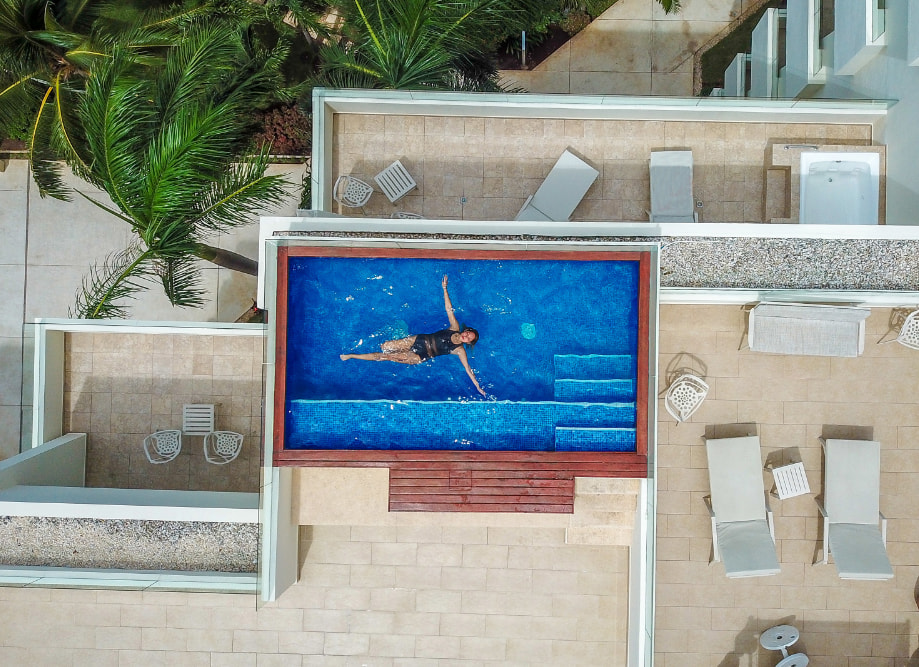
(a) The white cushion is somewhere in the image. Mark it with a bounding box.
[716,519,780,578]
[828,523,893,580]
[706,436,766,523]
[824,439,881,524]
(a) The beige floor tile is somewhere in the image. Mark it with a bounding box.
[656,305,919,666]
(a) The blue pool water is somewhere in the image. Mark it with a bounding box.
[284,255,641,451]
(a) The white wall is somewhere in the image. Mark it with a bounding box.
[0,433,85,489]
[0,486,258,522]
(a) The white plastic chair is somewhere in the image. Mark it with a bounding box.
[332,175,373,208]
[374,160,417,203]
[816,438,893,580]
[664,374,709,422]
[705,434,781,578]
[204,431,244,465]
[879,309,919,349]
[143,430,182,464]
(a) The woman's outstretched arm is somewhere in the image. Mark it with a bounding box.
[455,348,486,396]
[442,274,460,330]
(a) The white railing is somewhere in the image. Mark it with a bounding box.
[723,53,750,97]
[751,8,785,98]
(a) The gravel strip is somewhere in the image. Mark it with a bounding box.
[0,517,258,572]
[283,232,919,291]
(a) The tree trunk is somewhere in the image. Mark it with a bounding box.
[194,243,258,275]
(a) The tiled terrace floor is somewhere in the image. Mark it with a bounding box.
[0,523,629,665]
[63,331,263,492]
[332,114,873,223]
[655,305,919,666]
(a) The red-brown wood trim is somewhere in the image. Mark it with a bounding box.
[635,251,651,458]
[272,246,290,459]
[273,245,652,479]
[272,449,648,463]
[285,246,643,262]
[388,501,574,513]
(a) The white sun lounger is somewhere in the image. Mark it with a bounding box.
[705,435,781,578]
[817,438,893,580]
[748,302,871,357]
[649,150,698,222]
[515,149,599,222]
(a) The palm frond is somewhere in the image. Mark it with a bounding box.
[28,86,73,199]
[658,0,682,14]
[80,49,156,217]
[192,148,292,233]
[0,70,43,140]
[70,243,156,319]
[153,254,207,309]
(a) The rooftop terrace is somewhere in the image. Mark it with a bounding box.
[331,113,875,224]
[655,305,919,666]
[63,331,263,492]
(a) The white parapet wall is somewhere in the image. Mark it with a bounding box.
[0,486,259,522]
[0,433,86,489]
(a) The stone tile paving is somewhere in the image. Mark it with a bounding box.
[500,0,767,96]
[332,114,872,224]
[64,332,263,493]
[0,524,629,665]
[655,305,919,666]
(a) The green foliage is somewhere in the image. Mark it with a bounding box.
[252,104,312,155]
[559,10,590,36]
[316,0,529,91]
[70,26,292,317]
[657,0,681,14]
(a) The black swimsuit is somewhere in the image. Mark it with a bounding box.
[410,329,461,362]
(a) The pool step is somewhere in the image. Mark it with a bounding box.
[554,354,636,381]
[554,427,636,452]
[288,400,636,451]
[554,379,635,402]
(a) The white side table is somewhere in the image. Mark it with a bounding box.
[760,624,800,656]
[770,461,811,499]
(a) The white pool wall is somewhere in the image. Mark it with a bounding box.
[799,152,881,224]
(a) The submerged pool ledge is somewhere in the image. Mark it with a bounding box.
[286,399,638,452]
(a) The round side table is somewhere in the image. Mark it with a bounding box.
[760,624,800,657]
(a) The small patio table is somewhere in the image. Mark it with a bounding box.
[770,461,811,500]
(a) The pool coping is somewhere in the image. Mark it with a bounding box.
[270,244,656,502]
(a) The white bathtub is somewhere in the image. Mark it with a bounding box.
[799,152,880,225]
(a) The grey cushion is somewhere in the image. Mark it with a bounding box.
[828,523,894,580]
[706,436,766,523]
[717,520,781,578]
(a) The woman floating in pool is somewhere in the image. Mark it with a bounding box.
[340,275,486,396]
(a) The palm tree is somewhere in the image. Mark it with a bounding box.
[0,0,317,199]
[0,0,218,198]
[317,0,531,91]
[69,26,291,318]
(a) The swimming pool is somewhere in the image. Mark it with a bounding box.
[275,246,650,456]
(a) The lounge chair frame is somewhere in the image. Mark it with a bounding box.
[816,437,893,580]
[704,434,781,577]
